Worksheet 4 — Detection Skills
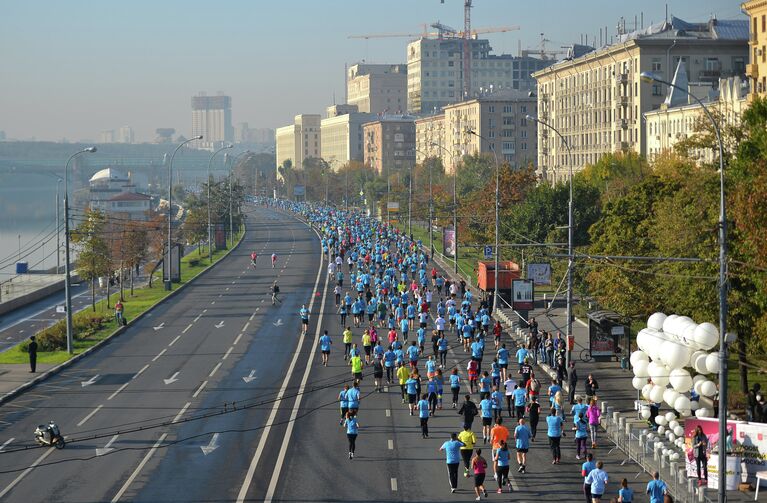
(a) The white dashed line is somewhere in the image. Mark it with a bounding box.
[203,309,208,313]
[211,301,215,305]
[233,333,243,345]
[169,335,181,346]
[390,478,398,491]
[152,349,167,362]
[182,324,193,334]
[222,347,234,360]
[108,382,130,400]
[133,364,149,379]
[209,362,223,377]
[242,322,250,332]
[110,433,167,502]
[388,439,394,450]
[172,402,191,423]
[249,313,256,321]
[192,381,208,398]
[385,409,391,417]
[77,405,103,427]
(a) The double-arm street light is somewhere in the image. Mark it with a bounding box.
[166,135,202,291]
[526,114,574,372]
[207,144,233,263]
[64,146,97,353]
[431,142,459,273]
[466,129,500,312]
[640,71,728,503]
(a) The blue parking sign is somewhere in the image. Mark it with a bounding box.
[483,245,493,259]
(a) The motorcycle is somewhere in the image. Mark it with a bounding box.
[34,421,65,449]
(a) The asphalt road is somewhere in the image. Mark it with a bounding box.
[0,206,651,503]
[0,206,326,502]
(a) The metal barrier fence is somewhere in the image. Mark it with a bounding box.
[600,401,717,503]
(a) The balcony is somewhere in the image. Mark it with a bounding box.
[616,73,629,84]
[620,119,629,129]
[620,96,630,106]
[746,63,759,79]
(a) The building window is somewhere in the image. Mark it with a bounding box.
[503,105,513,113]
[652,58,662,72]
[488,105,495,113]
[503,116,514,125]
[652,84,662,96]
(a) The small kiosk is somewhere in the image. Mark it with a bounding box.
[586,310,630,362]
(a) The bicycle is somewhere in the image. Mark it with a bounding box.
[579,348,593,363]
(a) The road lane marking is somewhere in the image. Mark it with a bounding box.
[211,301,215,305]
[249,313,256,321]
[0,438,14,452]
[192,381,208,398]
[182,324,193,334]
[110,433,167,502]
[133,364,149,379]
[0,447,55,499]
[168,335,181,346]
[209,362,222,377]
[202,309,207,313]
[391,478,398,491]
[194,315,202,322]
[222,347,233,360]
[152,349,166,361]
[237,227,324,503]
[242,322,250,332]
[233,333,243,345]
[108,382,130,400]
[385,409,391,417]
[263,247,329,502]
[172,402,191,423]
[77,404,103,427]
[388,439,394,450]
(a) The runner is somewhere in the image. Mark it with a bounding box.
[546,407,564,464]
[397,361,410,404]
[338,384,349,426]
[406,372,419,415]
[574,412,589,459]
[346,380,361,413]
[362,329,372,364]
[479,394,494,444]
[349,352,363,381]
[458,394,479,430]
[514,417,532,473]
[492,440,512,494]
[471,449,489,500]
[342,326,353,361]
[439,433,465,493]
[458,425,477,477]
[490,416,509,478]
[528,397,541,442]
[449,368,461,408]
[271,281,280,305]
[437,332,448,367]
[383,346,396,384]
[587,398,602,448]
[344,411,359,459]
[372,357,384,392]
[299,304,309,334]
[581,452,597,502]
[585,460,609,503]
[319,330,332,366]
[250,251,257,269]
[513,381,527,419]
[271,252,277,268]
[417,393,431,438]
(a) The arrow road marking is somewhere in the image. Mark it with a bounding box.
[163,372,180,385]
[215,321,224,328]
[96,435,119,456]
[81,375,100,387]
[153,322,165,331]
[200,433,220,455]
[242,370,257,383]
[0,438,14,452]
[272,319,283,327]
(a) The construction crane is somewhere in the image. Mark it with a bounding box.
[348,25,518,41]
[521,33,566,61]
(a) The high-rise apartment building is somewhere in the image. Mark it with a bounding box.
[191,93,234,150]
[743,1,767,100]
[362,116,416,175]
[533,17,748,183]
[414,113,447,168]
[321,107,376,170]
[118,126,134,144]
[275,114,321,175]
[347,64,407,114]
[406,37,553,114]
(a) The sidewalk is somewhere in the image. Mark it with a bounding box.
[0,363,57,396]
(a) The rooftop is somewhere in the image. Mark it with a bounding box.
[108,192,151,202]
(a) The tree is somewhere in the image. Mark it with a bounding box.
[70,210,111,311]
[182,205,208,257]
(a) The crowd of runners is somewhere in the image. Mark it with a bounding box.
[264,198,671,502]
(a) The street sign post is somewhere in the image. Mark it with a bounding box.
[483,245,493,259]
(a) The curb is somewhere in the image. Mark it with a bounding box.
[0,228,247,406]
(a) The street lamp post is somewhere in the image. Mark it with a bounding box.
[526,114,574,372]
[64,146,97,354]
[207,144,233,263]
[640,71,728,503]
[166,136,202,291]
[431,143,459,274]
[467,130,500,313]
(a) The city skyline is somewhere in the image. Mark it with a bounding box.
[1,0,744,142]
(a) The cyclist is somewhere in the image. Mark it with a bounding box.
[250,251,257,269]
[271,281,280,305]
[271,252,278,269]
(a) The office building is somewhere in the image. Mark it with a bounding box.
[362,115,416,175]
[347,64,408,114]
[743,0,767,100]
[117,126,134,144]
[275,114,321,175]
[406,37,553,114]
[321,111,376,170]
[533,16,748,183]
[192,93,234,150]
[645,71,748,164]
[414,113,447,168]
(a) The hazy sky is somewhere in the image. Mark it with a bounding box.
[1,0,744,143]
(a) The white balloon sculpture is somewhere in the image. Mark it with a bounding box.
[630,312,720,422]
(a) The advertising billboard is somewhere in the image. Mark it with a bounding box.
[511,279,534,310]
[443,229,456,258]
[527,263,552,285]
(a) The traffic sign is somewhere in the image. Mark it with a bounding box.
[483,245,493,259]
[56,305,66,313]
